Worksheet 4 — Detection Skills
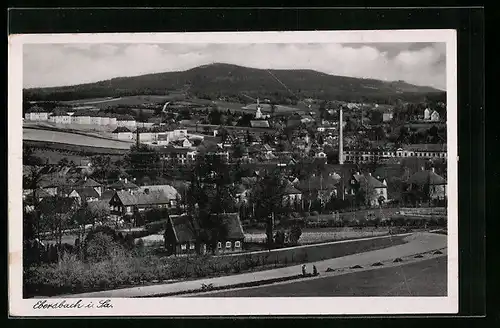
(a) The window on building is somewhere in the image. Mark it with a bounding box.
[217,242,222,249]
[181,244,187,250]
[235,241,241,248]
[189,243,195,250]
[225,241,232,249]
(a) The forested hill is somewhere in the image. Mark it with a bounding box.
[24,63,445,104]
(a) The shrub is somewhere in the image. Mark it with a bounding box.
[289,225,302,245]
[274,230,286,247]
[145,220,167,234]
[84,232,125,263]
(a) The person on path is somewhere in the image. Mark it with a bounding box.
[301,264,307,276]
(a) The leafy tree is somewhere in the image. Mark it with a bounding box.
[357,178,378,207]
[23,165,47,240]
[91,155,113,183]
[270,103,277,117]
[250,170,287,250]
[289,225,302,245]
[57,157,70,167]
[184,155,235,254]
[125,144,160,180]
[246,130,254,144]
[23,146,44,166]
[208,107,222,125]
[225,115,234,126]
[39,196,78,248]
[137,109,149,123]
[277,141,290,152]
[179,108,191,120]
[232,142,246,159]
[237,113,254,127]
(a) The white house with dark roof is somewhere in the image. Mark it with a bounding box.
[282,183,303,206]
[49,108,72,124]
[112,126,134,140]
[431,110,440,122]
[347,172,388,206]
[424,108,431,120]
[69,187,100,204]
[158,146,197,165]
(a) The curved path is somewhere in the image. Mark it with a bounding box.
[63,232,446,298]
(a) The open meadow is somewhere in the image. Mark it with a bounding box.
[24,127,133,150]
[59,95,177,109]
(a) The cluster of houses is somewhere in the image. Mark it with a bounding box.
[24,151,447,255]
[423,108,441,122]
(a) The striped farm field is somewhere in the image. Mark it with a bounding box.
[23,127,133,150]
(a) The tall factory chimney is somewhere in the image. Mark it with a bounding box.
[136,127,140,148]
[339,106,344,165]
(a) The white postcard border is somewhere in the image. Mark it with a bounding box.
[9,30,458,317]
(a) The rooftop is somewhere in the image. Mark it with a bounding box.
[353,173,387,188]
[112,127,132,133]
[209,213,245,240]
[113,189,177,206]
[408,169,447,185]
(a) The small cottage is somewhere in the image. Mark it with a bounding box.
[431,110,440,122]
[408,167,447,200]
[282,183,303,206]
[163,213,245,256]
[112,126,133,140]
[109,186,179,216]
[69,187,100,204]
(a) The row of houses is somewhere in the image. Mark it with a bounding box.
[112,127,191,144]
[24,107,138,128]
[231,166,446,209]
[343,144,448,164]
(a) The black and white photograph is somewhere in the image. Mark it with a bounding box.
[9,30,458,316]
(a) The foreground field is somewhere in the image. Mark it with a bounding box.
[199,256,447,297]
[25,234,406,298]
[24,128,133,150]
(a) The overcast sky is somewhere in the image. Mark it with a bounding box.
[23,42,446,90]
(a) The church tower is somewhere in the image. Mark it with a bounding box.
[255,98,263,119]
